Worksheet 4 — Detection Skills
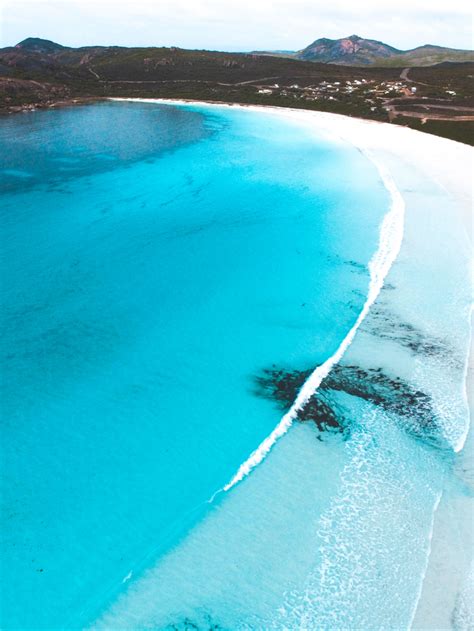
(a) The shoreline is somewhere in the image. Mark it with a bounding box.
[0,96,106,116]
[115,97,473,627]
[111,97,473,220]
[2,93,473,147]
[112,97,473,269]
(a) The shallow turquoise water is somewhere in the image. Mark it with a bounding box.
[87,111,472,631]
[0,102,390,628]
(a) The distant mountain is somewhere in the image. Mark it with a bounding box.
[298,35,399,65]
[15,37,69,54]
[295,35,474,66]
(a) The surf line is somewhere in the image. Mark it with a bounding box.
[214,151,406,497]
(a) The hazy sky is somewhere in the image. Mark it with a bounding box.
[1,0,472,51]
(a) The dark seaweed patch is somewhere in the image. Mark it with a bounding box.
[253,366,347,436]
[324,365,434,429]
[254,363,440,444]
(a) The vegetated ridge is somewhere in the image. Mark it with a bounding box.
[1,37,473,145]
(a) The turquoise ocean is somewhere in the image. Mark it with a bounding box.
[0,101,471,630]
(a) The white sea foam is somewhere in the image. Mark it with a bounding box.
[408,491,443,629]
[457,303,473,453]
[452,560,474,630]
[220,152,406,493]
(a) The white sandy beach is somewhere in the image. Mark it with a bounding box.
[112,98,474,628]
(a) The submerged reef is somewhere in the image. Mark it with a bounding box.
[254,363,440,444]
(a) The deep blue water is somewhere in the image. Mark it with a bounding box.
[0,101,390,629]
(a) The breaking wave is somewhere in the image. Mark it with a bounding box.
[220,152,406,493]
